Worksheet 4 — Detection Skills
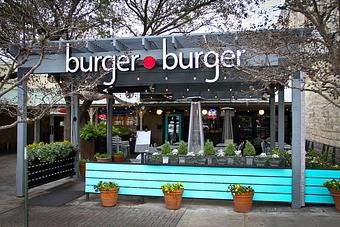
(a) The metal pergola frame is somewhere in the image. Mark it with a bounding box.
[16,31,305,208]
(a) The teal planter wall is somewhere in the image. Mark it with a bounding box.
[305,169,339,204]
[85,163,293,202]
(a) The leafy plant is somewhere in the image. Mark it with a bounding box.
[178,141,188,155]
[306,148,332,169]
[204,140,215,156]
[79,159,89,165]
[95,153,111,159]
[95,122,107,138]
[94,181,119,192]
[323,179,340,191]
[80,123,97,140]
[161,182,184,193]
[27,141,76,163]
[161,143,172,155]
[243,140,256,156]
[112,125,132,136]
[115,151,124,155]
[224,144,236,156]
[228,184,254,195]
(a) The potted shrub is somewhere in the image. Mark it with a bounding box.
[178,141,188,164]
[161,143,172,164]
[79,159,88,179]
[149,152,162,164]
[95,153,112,162]
[224,144,236,166]
[204,140,215,165]
[323,179,340,211]
[169,149,179,164]
[216,149,227,165]
[228,184,255,213]
[254,153,268,167]
[80,123,97,160]
[94,181,119,207]
[243,140,256,166]
[161,182,184,210]
[195,150,206,165]
[113,151,124,162]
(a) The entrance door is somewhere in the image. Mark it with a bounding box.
[164,113,183,144]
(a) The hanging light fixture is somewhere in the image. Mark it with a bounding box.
[202,109,208,115]
[259,109,265,115]
[156,109,163,115]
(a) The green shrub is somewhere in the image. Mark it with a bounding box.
[178,141,188,155]
[80,123,97,140]
[224,144,236,156]
[112,125,132,136]
[243,140,256,156]
[204,140,215,156]
[95,153,111,159]
[95,122,107,138]
[27,141,76,163]
[94,181,119,192]
[161,143,172,155]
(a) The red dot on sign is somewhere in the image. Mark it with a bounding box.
[143,56,156,69]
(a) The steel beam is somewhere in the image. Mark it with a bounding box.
[16,69,27,197]
[278,85,285,150]
[291,71,305,209]
[106,98,113,155]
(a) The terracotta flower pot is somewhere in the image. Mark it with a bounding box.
[330,189,340,211]
[79,162,86,179]
[163,190,183,210]
[96,157,112,163]
[232,191,254,213]
[100,188,119,207]
[113,155,124,162]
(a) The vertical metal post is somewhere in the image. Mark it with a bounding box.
[16,70,27,197]
[106,98,113,155]
[291,71,305,209]
[34,119,40,143]
[270,87,276,150]
[278,85,285,150]
[49,115,54,142]
[71,94,80,178]
[16,69,28,227]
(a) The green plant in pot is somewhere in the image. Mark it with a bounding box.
[243,140,256,166]
[79,159,89,178]
[269,148,283,167]
[113,151,124,162]
[95,153,112,163]
[178,141,188,164]
[161,143,172,164]
[94,181,119,207]
[161,182,184,210]
[254,153,268,167]
[224,144,236,166]
[204,140,215,165]
[323,179,340,211]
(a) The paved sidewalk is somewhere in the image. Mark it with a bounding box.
[0,154,339,227]
[1,191,340,227]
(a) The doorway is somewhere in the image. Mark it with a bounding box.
[164,113,183,144]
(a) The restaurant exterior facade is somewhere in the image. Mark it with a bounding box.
[16,31,335,209]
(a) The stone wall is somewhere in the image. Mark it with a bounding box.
[305,91,340,148]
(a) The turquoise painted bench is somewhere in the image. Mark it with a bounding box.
[305,169,340,204]
[85,163,293,202]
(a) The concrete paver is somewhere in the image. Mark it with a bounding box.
[1,153,340,227]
